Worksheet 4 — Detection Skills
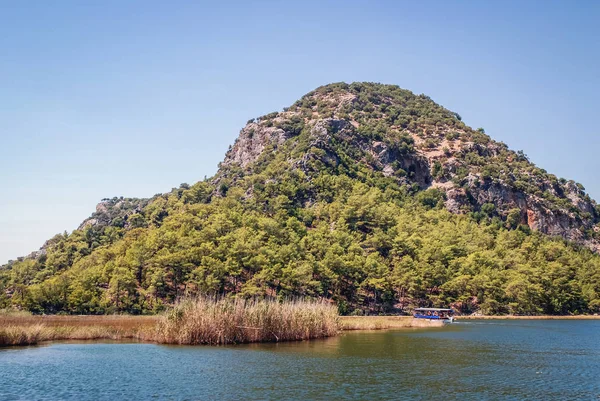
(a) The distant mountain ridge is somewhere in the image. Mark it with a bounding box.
[2,82,600,315]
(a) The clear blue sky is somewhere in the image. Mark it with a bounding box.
[1,0,599,264]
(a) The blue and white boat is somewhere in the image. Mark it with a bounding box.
[413,308,455,323]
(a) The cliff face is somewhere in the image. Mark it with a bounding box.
[417,135,599,251]
[222,123,291,169]
[220,83,600,251]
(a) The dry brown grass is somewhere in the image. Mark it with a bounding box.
[0,315,158,347]
[0,324,47,346]
[154,297,340,345]
[1,307,466,348]
[340,316,444,330]
[2,301,338,348]
[0,314,158,329]
[456,315,600,320]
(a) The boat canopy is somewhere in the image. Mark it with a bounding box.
[414,308,453,312]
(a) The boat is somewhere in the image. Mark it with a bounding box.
[413,308,455,323]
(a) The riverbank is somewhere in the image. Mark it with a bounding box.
[0,315,157,346]
[1,298,340,347]
[0,314,443,347]
[340,316,444,330]
[337,314,600,329]
[5,313,598,347]
[456,315,600,320]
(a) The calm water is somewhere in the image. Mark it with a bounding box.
[1,320,599,400]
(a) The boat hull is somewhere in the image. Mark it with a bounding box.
[413,316,454,323]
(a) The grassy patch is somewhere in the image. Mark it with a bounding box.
[340,316,443,330]
[0,315,157,347]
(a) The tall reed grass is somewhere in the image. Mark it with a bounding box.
[155,297,340,345]
[0,325,47,346]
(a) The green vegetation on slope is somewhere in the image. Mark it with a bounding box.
[3,181,599,315]
[1,83,600,316]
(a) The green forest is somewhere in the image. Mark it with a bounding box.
[2,82,600,315]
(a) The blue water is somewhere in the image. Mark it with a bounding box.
[1,320,599,400]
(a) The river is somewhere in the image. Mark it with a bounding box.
[1,319,599,400]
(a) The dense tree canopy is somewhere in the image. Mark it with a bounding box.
[2,177,599,315]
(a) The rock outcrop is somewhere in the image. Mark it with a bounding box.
[222,123,290,169]
[78,197,149,230]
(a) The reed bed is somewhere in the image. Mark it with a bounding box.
[340,316,443,330]
[0,315,158,347]
[0,325,150,347]
[0,314,158,329]
[155,297,340,345]
[0,324,47,346]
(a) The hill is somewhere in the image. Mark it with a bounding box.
[2,82,600,315]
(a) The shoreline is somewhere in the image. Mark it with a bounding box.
[339,316,444,330]
[456,315,600,320]
[3,313,599,327]
[0,315,439,348]
[3,314,599,348]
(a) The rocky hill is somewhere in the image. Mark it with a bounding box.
[2,82,600,315]
[220,83,599,250]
